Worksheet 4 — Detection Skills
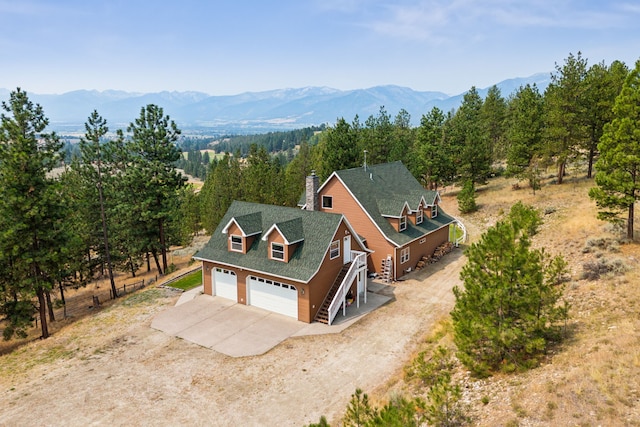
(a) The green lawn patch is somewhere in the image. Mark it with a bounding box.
[167,270,202,291]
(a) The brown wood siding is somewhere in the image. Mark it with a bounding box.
[397,225,450,277]
[319,176,396,276]
[305,220,366,321]
[202,261,212,295]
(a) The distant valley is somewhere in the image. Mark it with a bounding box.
[0,73,550,134]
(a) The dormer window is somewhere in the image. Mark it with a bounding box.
[399,215,407,231]
[416,209,423,225]
[230,235,243,252]
[431,205,438,218]
[271,243,285,261]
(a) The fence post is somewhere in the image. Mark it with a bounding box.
[124,284,126,295]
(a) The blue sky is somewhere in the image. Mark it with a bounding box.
[1,0,639,96]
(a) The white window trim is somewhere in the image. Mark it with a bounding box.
[330,240,340,259]
[431,205,438,218]
[399,215,407,231]
[322,195,333,209]
[271,242,285,261]
[416,209,423,225]
[400,247,410,264]
[230,235,243,252]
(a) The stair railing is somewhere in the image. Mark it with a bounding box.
[327,251,366,325]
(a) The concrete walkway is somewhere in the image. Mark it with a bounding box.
[151,282,392,357]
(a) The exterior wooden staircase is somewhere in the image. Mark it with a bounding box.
[314,263,352,324]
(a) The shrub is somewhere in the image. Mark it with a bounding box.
[457,180,477,214]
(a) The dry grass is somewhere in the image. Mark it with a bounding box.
[413,169,640,426]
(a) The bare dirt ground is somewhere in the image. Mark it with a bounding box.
[0,223,465,426]
[2,169,639,426]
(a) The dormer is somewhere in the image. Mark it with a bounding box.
[382,202,410,232]
[221,212,262,254]
[424,192,441,219]
[262,217,304,262]
[410,200,425,225]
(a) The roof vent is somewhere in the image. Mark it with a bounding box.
[370,173,373,181]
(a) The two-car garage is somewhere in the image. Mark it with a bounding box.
[211,268,298,319]
[247,276,298,319]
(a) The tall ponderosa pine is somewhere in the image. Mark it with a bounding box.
[317,117,360,179]
[126,105,186,274]
[543,52,588,184]
[0,89,66,339]
[505,84,544,181]
[450,87,492,186]
[589,60,640,240]
[451,203,568,376]
[481,85,507,161]
[73,110,118,298]
[583,60,629,178]
[413,107,455,190]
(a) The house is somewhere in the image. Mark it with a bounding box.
[194,201,369,324]
[302,161,456,281]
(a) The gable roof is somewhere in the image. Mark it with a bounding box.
[221,211,263,236]
[262,217,304,245]
[194,201,364,283]
[324,161,454,247]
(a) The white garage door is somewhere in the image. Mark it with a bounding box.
[248,276,298,319]
[213,268,237,301]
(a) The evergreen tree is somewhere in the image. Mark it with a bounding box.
[505,84,544,181]
[0,89,67,339]
[589,60,640,240]
[362,106,393,165]
[73,110,118,298]
[543,52,588,184]
[126,104,186,274]
[413,107,454,189]
[481,85,507,161]
[200,153,242,233]
[583,60,629,178]
[317,117,360,179]
[450,87,491,185]
[451,203,568,376]
[389,108,415,167]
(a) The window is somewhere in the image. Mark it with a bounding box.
[230,235,243,252]
[271,243,285,260]
[431,205,438,218]
[399,215,407,231]
[322,195,333,209]
[400,247,410,264]
[330,240,340,259]
[416,209,423,225]
[419,237,426,244]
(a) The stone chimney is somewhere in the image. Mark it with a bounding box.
[305,170,319,211]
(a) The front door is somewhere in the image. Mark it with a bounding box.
[343,235,351,264]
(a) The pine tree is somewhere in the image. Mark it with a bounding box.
[126,104,186,274]
[543,52,588,184]
[451,203,568,376]
[73,110,118,298]
[589,60,640,240]
[505,84,544,180]
[0,89,67,339]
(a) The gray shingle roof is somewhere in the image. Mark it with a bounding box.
[333,161,454,246]
[194,201,344,282]
[232,211,262,236]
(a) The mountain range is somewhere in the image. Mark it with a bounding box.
[0,73,551,134]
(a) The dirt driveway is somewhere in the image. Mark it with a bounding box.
[0,251,464,426]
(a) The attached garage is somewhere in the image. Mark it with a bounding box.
[247,276,298,319]
[213,268,237,301]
